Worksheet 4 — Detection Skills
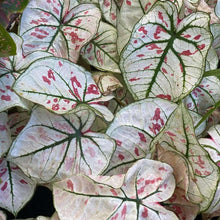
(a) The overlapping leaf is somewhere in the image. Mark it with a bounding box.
[98,0,119,27]
[120,1,212,102]
[0,23,16,57]
[0,157,36,216]
[13,56,114,121]
[105,98,178,175]
[81,21,120,73]
[8,111,30,140]
[211,23,220,59]
[199,125,220,217]
[19,0,101,63]
[53,159,178,220]
[151,103,219,211]
[0,33,52,112]
[0,112,11,157]
[8,106,115,183]
[117,0,156,54]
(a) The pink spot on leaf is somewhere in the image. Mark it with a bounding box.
[88,147,95,157]
[162,68,167,74]
[0,125,7,131]
[144,2,151,11]
[126,0,131,5]
[1,182,7,191]
[137,54,145,57]
[70,76,82,100]
[67,179,74,191]
[52,104,60,111]
[1,95,11,101]
[138,132,146,143]
[134,147,140,156]
[116,140,122,146]
[42,76,51,85]
[0,168,7,177]
[110,189,118,196]
[158,12,168,27]
[156,94,171,100]
[144,64,153,70]
[194,35,201,40]
[138,26,148,35]
[53,7,59,15]
[142,207,148,218]
[129,77,140,82]
[118,154,125,160]
[48,69,55,81]
[75,19,82,26]
[31,32,47,39]
[198,44,205,50]
[86,84,99,95]
[154,26,166,39]
[20,179,28,184]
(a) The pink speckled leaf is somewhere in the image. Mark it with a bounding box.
[117,0,157,54]
[8,111,30,140]
[199,125,220,216]
[19,0,101,63]
[8,106,115,183]
[0,157,36,216]
[105,98,178,175]
[53,159,178,220]
[13,57,114,121]
[152,103,219,211]
[120,1,212,102]
[0,33,51,112]
[184,76,220,115]
[98,0,118,27]
[81,22,120,73]
[0,112,11,157]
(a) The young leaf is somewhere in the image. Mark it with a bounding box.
[0,112,11,157]
[105,98,178,175]
[0,33,52,112]
[0,23,16,57]
[120,1,212,102]
[199,125,220,217]
[0,157,36,216]
[81,21,120,73]
[19,0,101,63]
[8,106,115,183]
[53,159,178,220]
[151,103,219,211]
[13,57,114,121]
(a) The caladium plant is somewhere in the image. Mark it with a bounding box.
[1,0,220,219]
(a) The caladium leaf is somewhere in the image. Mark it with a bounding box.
[8,106,115,183]
[98,0,119,27]
[0,112,11,157]
[0,23,16,57]
[117,0,156,54]
[19,0,101,63]
[81,21,120,73]
[0,157,36,216]
[184,76,220,115]
[53,159,178,220]
[120,1,212,102]
[13,57,114,121]
[211,23,220,59]
[105,98,178,175]
[8,111,30,140]
[0,33,52,112]
[151,103,219,211]
[199,125,220,216]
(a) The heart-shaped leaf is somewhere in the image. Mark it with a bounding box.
[120,1,212,102]
[105,98,178,175]
[199,125,220,216]
[0,23,16,57]
[13,56,114,121]
[81,21,120,73]
[0,157,36,216]
[0,112,11,157]
[8,106,115,183]
[152,103,219,211]
[53,159,178,220]
[19,0,101,63]
[0,33,52,112]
